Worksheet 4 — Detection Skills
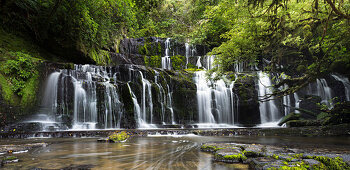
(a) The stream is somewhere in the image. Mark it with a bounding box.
[2,135,350,169]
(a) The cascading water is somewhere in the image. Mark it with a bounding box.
[293,93,300,114]
[194,71,215,124]
[234,62,244,73]
[331,74,350,101]
[162,38,171,70]
[257,71,279,124]
[153,71,175,125]
[139,71,155,127]
[166,84,176,124]
[196,56,202,68]
[42,72,61,115]
[28,37,350,131]
[185,43,190,69]
[316,79,333,108]
[34,65,126,130]
[194,70,237,127]
[213,79,235,124]
[206,55,215,70]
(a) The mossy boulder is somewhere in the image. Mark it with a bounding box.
[108,131,130,142]
[278,112,301,126]
[215,148,247,163]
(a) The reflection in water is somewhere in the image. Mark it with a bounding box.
[2,135,350,169]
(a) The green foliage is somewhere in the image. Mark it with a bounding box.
[184,68,203,74]
[0,74,16,104]
[0,0,139,64]
[108,131,130,142]
[1,52,40,97]
[170,55,185,70]
[144,55,162,68]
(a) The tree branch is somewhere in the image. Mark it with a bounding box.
[325,0,350,19]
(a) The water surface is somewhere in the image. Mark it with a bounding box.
[2,135,350,169]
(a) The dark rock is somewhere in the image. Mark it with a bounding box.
[248,157,284,170]
[299,95,321,119]
[233,73,260,126]
[303,159,322,166]
[243,145,265,157]
[286,120,321,127]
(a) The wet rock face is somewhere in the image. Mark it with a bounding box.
[233,73,260,126]
[116,37,209,66]
[299,95,321,118]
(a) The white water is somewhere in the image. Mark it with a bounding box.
[331,74,350,101]
[127,83,154,128]
[194,71,215,123]
[294,93,300,114]
[154,71,166,124]
[196,56,202,68]
[316,78,333,108]
[162,38,171,70]
[194,70,236,125]
[139,71,154,125]
[35,65,125,130]
[257,71,279,123]
[234,62,244,73]
[206,55,215,70]
[185,43,190,69]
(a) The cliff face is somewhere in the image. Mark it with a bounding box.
[1,36,349,131]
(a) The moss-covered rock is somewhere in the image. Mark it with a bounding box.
[144,55,161,68]
[108,131,130,142]
[215,149,247,163]
[286,120,322,127]
[278,113,301,126]
[170,55,186,70]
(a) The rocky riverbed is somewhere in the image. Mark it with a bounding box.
[201,142,350,169]
[0,142,47,167]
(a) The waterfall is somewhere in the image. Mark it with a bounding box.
[154,71,175,124]
[162,38,171,70]
[213,79,234,124]
[154,71,166,124]
[206,55,215,70]
[42,72,61,115]
[127,83,145,128]
[194,71,215,123]
[185,43,190,69]
[194,71,236,126]
[316,79,333,108]
[282,92,291,116]
[139,71,154,125]
[196,56,202,69]
[331,74,350,101]
[293,93,300,114]
[36,65,127,130]
[166,84,175,124]
[72,79,89,129]
[257,71,279,123]
[234,62,244,73]
[103,83,121,129]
